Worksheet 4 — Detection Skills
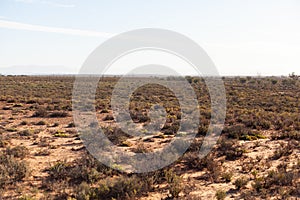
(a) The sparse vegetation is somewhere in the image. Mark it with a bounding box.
[0,75,298,199]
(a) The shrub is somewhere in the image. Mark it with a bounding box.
[20,121,27,125]
[18,129,33,136]
[46,154,116,186]
[75,182,93,200]
[26,99,37,104]
[234,177,248,190]
[36,120,46,125]
[239,78,247,83]
[0,137,7,148]
[103,114,114,121]
[222,171,233,183]
[265,166,295,187]
[6,127,17,132]
[206,157,223,183]
[32,107,48,117]
[67,122,75,128]
[2,106,11,110]
[165,169,183,198]
[13,103,22,108]
[47,161,70,181]
[6,99,15,103]
[131,113,149,123]
[103,127,132,145]
[54,131,69,138]
[52,122,59,127]
[76,175,153,200]
[183,152,208,170]
[48,111,68,118]
[272,142,293,160]
[34,149,50,156]
[6,146,29,159]
[218,139,244,161]
[0,154,28,188]
[37,137,49,147]
[271,79,278,85]
[252,177,264,192]
[215,189,226,200]
[131,142,149,153]
[258,120,271,130]
[100,109,109,113]
[272,131,300,141]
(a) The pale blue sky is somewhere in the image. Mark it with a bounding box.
[0,0,299,75]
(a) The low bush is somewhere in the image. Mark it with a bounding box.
[35,120,46,125]
[272,142,294,160]
[18,129,33,136]
[215,189,226,200]
[77,175,151,200]
[48,111,68,118]
[165,169,183,198]
[0,154,28,188]
[222,171,233,183]
[103,114,114,121]
[234,177,248,190]
[20,121,27,125]
[218,139,244,161]
[32,107,48,117]
[6,146,29,159]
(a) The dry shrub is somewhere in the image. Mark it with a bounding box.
[0,154,28,188]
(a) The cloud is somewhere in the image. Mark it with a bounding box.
[14,0,76,8]
[0,19,114,38]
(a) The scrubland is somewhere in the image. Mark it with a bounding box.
[0,75,299,199]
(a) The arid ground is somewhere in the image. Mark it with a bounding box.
[0,75,299,199]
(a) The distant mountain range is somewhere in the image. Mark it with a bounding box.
[0,65,78,75]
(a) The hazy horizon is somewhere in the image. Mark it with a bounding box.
[0,65,296,77]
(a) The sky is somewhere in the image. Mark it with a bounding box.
[0,0,300,76]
